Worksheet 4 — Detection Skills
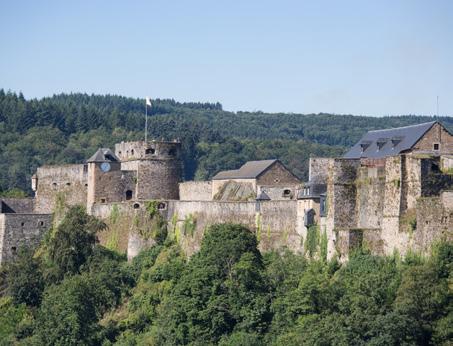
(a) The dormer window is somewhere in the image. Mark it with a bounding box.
[391,136,403,149]
[376,138,388,151]
[360,141,371,153]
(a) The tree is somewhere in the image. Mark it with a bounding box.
[48,206,106,279]
[7,247,44,307]
[157,224,271,345]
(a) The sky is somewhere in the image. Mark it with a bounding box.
[1,0,452,116]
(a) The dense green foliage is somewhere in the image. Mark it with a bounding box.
[1,209,452,345]
[1,89,451,194]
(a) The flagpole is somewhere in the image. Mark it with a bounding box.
[145,100,148,143]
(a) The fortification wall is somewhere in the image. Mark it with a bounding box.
[325,158,360,260]
[0,198,34,213]
[258,186,296,200]
[91,202,157,258]
[34,164,88,213]
[137,160,181,200]
[0,213,52,264]
[309,157,331,183]
[179,181,212,201]
[115,140,181,161]
[165,200,301,257]
[356,160,385,229]
[88,163,136,207]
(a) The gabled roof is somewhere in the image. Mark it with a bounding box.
[87,148,120,163]
[344,121,441,159]
[212,160,279,180]
[256,191,271,201]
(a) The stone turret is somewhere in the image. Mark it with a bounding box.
[86,148,122,209]
[115,140,182,200]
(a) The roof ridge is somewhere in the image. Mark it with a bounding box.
[367,121,436,133]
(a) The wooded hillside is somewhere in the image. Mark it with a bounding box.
[1,90,451,195]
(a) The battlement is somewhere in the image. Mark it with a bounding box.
[115,140,181,161]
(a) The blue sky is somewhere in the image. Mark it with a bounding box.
[1,0,452,116]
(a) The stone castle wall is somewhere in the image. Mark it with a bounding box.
[179,181,212,201]
[115,140,181,161]
[137,159,181,200]
[309,157,331,183]
[166,200,301,257]
[91,199,303,259]
[34,164,88,213]
[0,213,52,263]
[87,162,136,207]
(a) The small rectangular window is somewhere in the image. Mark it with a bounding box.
[433,143,440,151]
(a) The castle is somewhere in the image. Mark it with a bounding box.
[1,121,453,264]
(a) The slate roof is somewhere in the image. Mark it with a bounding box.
[212,160,278,180]
[344,121,441,159]
[87,148,120,163]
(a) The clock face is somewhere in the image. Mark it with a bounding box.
[100,162,111,172]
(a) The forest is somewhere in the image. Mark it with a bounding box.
[1,207,452,345]
[1,89,452,195]
[1,91,453,345]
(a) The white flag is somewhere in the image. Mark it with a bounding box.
[146,97,152,107]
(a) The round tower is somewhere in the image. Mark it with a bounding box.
[115,140,182,200]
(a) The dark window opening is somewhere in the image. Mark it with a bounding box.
[391,136,403,148]
[118,151,122,155]
[145,148,155,155]
[11,247,16,253]
[133,203,140,209]
[360,141,372,152]
[283,189,291,197]
[85,183,88,187]
[304,209,316,227]
[126,190,133,200]
[168,148,176,156]
[83,165,88,173]
[66,182,71,186]
[39,221,44,226]
[434,143,440,151]
[377,138,388,150]
[157,202,167,210]
[21,222,25,227]
[52,183,57,189]
[131,149,135,156]
[100,198,106,203]
[105,154,116,161]
[431,162,440,173]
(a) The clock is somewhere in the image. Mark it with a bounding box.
[100,162,111,172]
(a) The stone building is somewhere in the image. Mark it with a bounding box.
[308,121,453,261]
[1,121,453,264]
